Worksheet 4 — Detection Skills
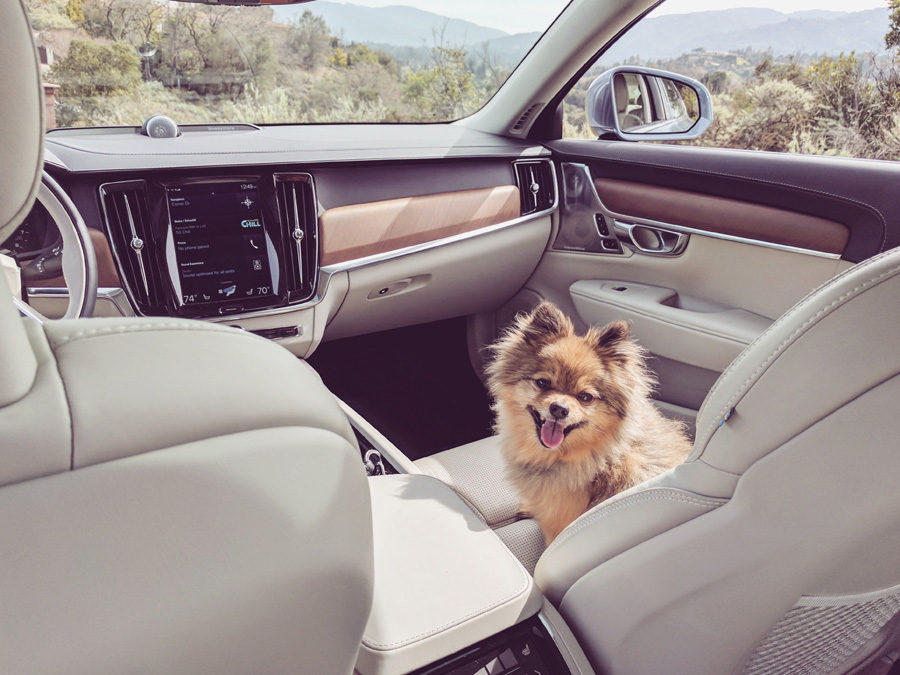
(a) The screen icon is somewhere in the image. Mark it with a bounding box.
[219,284,237,297]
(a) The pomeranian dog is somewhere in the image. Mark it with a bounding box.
[486,301,691,544]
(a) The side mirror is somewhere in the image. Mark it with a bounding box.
[585,67,713,141]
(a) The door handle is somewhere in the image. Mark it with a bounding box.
[613,220,689,256]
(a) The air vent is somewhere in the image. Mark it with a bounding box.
[274,173,318,302]
[511,103,543,133]
[514,160,556,215]
[99,180,166,314]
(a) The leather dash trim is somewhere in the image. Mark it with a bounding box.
[319,185,521,266]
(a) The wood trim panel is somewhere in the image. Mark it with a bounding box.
[27,228,122,287]
[594,177,849,255]
[319,185,521,266]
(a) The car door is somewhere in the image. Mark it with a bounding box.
[480,1,900,429]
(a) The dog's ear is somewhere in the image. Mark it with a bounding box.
[517,302,573,345]
[484,302,572,388]
[588,320,634,363]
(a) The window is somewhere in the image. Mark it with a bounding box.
[563,0,900,161]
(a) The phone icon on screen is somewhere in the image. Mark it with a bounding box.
[249,238,259,249]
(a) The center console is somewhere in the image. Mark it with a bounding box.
[99,171,318,319]
[340,399,594,675]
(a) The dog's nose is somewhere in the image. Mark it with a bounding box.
[549,402,569,420]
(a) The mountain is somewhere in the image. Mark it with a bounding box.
[598,7,891,62]
[273,3,892,70]
[271,1,507,47]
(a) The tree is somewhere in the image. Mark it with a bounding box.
[65,0,85,26]
[289,10,333,70]
[51,40,141,97]
[404,43,476,121]
[887,0,900,50]
[23,0,76,30]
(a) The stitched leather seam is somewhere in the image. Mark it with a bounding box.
[361,564,530,650]
[697,259,900,448]
[48,322,244,346]
[695,247,900,435]
[581,153,888,251]
[362,478,531,650]
[546,490,725,553]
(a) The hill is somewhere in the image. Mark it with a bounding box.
[272,1,506,47]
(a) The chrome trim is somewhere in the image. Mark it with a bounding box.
[98,180,152,314]
[14,297,44,324]
[27,287,137,316]
[292,184,304,283]
[273,172,319,301]
[612,219,689,256]
[206,270,336,321]
[123,193,151,296]
[321,160,559,274]
[582,164,841,260]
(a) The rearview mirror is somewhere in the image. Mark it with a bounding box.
[586,67,713,141]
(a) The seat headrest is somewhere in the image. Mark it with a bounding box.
[0,0,44,246]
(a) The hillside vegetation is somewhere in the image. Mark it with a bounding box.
[25,0,900,160]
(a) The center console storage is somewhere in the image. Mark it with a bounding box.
[359,474,579,675]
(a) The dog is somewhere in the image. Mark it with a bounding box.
[486,301,692,545]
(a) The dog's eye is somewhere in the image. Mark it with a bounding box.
[577,392,594,404]
[534,378,551,390]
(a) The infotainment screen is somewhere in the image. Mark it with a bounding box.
[165,181,277,308]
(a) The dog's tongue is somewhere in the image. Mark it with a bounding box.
[540,420,565,449]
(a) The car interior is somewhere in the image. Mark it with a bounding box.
[3,0,900,673]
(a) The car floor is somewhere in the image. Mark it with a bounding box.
[307,317,494,462]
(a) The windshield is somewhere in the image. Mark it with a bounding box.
[24,0,568,129]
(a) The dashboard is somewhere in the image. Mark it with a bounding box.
[16,123,558,354]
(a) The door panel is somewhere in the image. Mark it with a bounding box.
[592,177,849,255]
[507,141,893,412]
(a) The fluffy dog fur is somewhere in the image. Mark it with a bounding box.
[486,302,692,544]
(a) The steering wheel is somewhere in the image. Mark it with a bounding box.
[12,171,98,321]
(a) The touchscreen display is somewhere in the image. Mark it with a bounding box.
[166,181,275,306]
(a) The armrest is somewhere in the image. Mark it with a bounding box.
[570,280,772,371]
[358,474,543,675]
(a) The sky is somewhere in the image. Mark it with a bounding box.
[335,0,889,34]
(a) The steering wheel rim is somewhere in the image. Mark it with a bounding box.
[15,171,98,320]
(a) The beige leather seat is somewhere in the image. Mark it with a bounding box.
[423,251,900,673]
[1,3,372,673]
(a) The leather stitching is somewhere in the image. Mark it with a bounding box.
[546,489,726,554]
[697,256,900,452]
[695,247,900,433]
[47,322,244,347]
[361,569,530,649]
[361,478,532,650]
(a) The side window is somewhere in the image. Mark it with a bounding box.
[563,0,898,161]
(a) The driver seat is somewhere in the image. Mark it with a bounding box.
[1,3,373,673]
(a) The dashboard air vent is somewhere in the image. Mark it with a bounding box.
[511,103,543,133]
[99,180,165,313]
[274,173,318,302]
[514,160,556,215]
